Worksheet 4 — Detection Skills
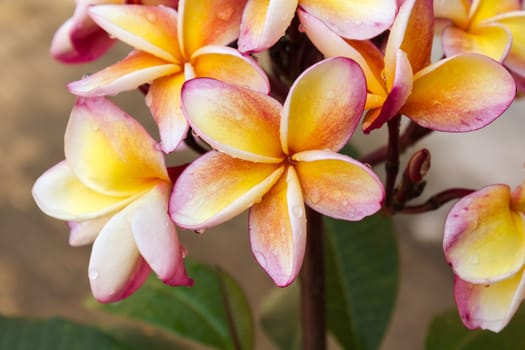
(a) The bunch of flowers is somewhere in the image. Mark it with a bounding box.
[30,0,525,347]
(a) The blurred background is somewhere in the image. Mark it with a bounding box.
[2,1,524,348]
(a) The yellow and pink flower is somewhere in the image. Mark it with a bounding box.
[300,0,517,133]
[435,0,525,85]
[444,183,525,332]
[32,97,191,302]
[169,57,384,286]
[238,0,398,53]
[68,0,269,153]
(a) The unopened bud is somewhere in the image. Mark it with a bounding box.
[406,149,431,183]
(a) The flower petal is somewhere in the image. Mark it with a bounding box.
[32,161,133,221]
[68,215,111,247]
[147,73,188,153]
[179,0,247,57]
[68,50,180,96]
[170,151,284,229]
[298,9,386,96]
[442,23,512,61]
[127,183,193,286]
[293,150,384,220]
[65,97,169,196]
[281,57,366,154]
[454,270,525,332]
[444,185,525,283]
[238,0,298,53]
[50,18,115,64]
[181,78,284,162]
[433,0,470,27]
[250,166,306,287]
[191,45,270,93]
[300,0,397,40]
[88,204,151,303]
[89,5,182,62]
[402,53,516,132]
[496,12,525,77]
[363,50,413,133]
[470,0,521,27]
[385,0,433,81]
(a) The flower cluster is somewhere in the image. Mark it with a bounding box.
[35,0,525,334]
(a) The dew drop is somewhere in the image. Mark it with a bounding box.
[146,12,157,23]
[89,270,99,281]
[181,245,188,258]
[216,7,233,21]
[292,205,304,218]
[468,255,479,265]
[92,125,100,132]
[194,228,205,234]
[309,189,321,204]
[253,250,268,270]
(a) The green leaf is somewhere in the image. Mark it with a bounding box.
[89,259,253,350]
[324,214,399,350]
[259,283,301,350]
[0,315,128,350]
[426,307,525,350]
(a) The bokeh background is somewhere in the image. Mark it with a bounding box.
[2,1,525,348]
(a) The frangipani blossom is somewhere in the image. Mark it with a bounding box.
[435,0,525,83]
[51,0,179,63]
[170,57,384,286]
[444,183,525,332]
[32,97,191,302]
[68,0,269,153]
[300,0,517,133]
[238,0,397,53]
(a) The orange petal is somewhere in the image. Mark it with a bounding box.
[32,161,134,221]
[297,9,385,96]
[181,78,284,162]
[442,23,512,61]
[402,53,516,132]
[293,151,384,220]
[470,0,521,27]
[363,50,413,133]
[250,166,306,286]
[282,57,366,154]
[65,97,168,196]
[455,269,525,332]
[179,0,247,57]
[444,185,525,283]
[238,0,298,53]
[191,45,270,93]
[496,12,525,77]
[169,151,284,229]
[68,50,180,96]
[89,5,183,62]
[147,73,188,153]
[385,0,433,82]
[300,0,397,40]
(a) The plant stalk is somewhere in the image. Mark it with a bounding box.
[300,208,326,350]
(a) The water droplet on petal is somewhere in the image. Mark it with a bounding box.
[216,7,233,21]
[468,255,479,265]
[292,205,304,218]
[309,189,321,204]
[89,270,99,281]
[180,245,188,258]
[146,12,157,23]
[194,228,205,234]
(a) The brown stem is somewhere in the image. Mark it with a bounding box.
[400,188,475,214]
[360,121,433,166]
[384,115,402,211]
[300,208,326,350]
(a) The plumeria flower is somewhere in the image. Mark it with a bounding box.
[435,0,525,87]
[300,0,517,133]
[170,57,384,286]
[68,0,269,153]
[51,0,179,63]
[32,97,192,302]
[238,0,397,53]
[444,182,525,332]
